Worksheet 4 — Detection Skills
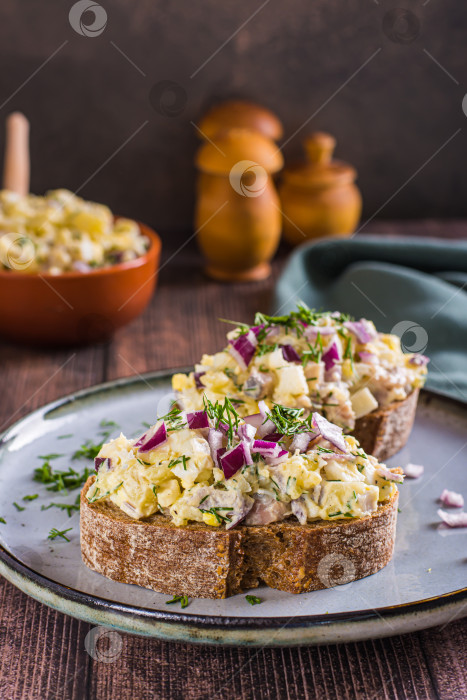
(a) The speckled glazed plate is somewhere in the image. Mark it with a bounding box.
[0,369,466,647]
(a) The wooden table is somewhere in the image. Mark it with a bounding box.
[1,221,466,700]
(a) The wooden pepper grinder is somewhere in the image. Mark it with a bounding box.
[3,112,30,195]
[195,128,283,281]
[279,132,362,246]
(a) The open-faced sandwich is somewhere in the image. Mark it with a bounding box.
[81,398,403,599]
[172,305,428,460]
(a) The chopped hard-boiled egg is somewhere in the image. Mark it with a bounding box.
[88,398,401,529]
[172,306,428,431]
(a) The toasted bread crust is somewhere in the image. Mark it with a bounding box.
[80,477,398,599]
[353,389,419,460]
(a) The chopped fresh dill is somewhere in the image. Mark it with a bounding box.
[203,396,240,448]
[246,595,262,605]
[13,502,25,512]
[37,453,63,461]
[57,434,73,440]
[199,506,233,523]
[41,496,80,517]
[0,517,5,524]
[34,463,91,492]
[22,494,39,502]
[166,594,189,609]
[72,439,105,461]
[48,527,72,542]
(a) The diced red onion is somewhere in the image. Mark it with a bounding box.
[186,411,209,430]
[228,330,258,370]
[403,463,424,479]
[281,344,301,363]
[243,412,263,430]
[134,422,167,453]
[264,325,280,340]
[290,431,316,453]
[312,412,348,453]
[250,324,265,337]
[123,502,138,516]
[208,428,224,467]
[291,498,307,525]
[344,319,376,344]
[375,465,404,484]
[325,364,342,382]
[95,456,112,472]
[322,341,341,372]
[263,431,283,442]
[358,351,378,364]
[437,509,467,528]
[256,400,275,438]
[252,439,281,457]
[225,498,254,530]
[440,488,464,508]
[408,355,430,367]
[304,325,336,340]
[194,372,206,389]
[237,423,257,443]
[266,449,289,466]
[220,442,251,479]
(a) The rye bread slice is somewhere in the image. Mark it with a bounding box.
[352,389,419,461]
[80,477,398,599]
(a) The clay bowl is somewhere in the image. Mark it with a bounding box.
[0,222,161,346]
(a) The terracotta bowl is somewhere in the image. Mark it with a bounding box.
[0,222,161,346]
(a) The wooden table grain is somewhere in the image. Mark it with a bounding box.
[1,221,466,700]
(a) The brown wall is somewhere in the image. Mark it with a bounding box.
[0,0,465,239]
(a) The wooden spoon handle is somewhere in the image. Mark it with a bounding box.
[3,112,30,195]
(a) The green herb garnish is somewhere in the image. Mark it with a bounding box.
[41,496,80,517]
[38,453,63,461]
[34,463,91,492]
[12,502,25,512]
[22,494,39,502]
[57,434,73,439]
[203,396,240,447]
[166,594,189,609]
[0,517,6,524]
[199,506,233,524]
[48,527,72,542]
[245,595,262,605]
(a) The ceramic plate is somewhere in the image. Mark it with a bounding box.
[0,369,466,647]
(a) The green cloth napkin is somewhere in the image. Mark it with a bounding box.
[274,235,467,402]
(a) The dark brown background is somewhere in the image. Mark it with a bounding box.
[0,0,466,241]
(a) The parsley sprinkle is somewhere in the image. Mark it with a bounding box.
[166,594,189,609]
[22,494,39,502]
[99,419,119,429]
[12,502,25,512]
[72,440,105,461]
[246,595,262,605]
[34,463,91,492]
[48,527,72,542]
[0,517,6,524]
[41,497,80,517]
[38,453,63,461]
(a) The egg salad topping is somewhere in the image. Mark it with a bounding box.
[172,305,428,432]
[0,189,148,274]
[88,398,402,529]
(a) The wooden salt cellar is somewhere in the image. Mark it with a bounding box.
[279,132,362,246]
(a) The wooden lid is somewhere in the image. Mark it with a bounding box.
[196,128,284,174]
[282,132,356,188]
[197,100,283,141]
